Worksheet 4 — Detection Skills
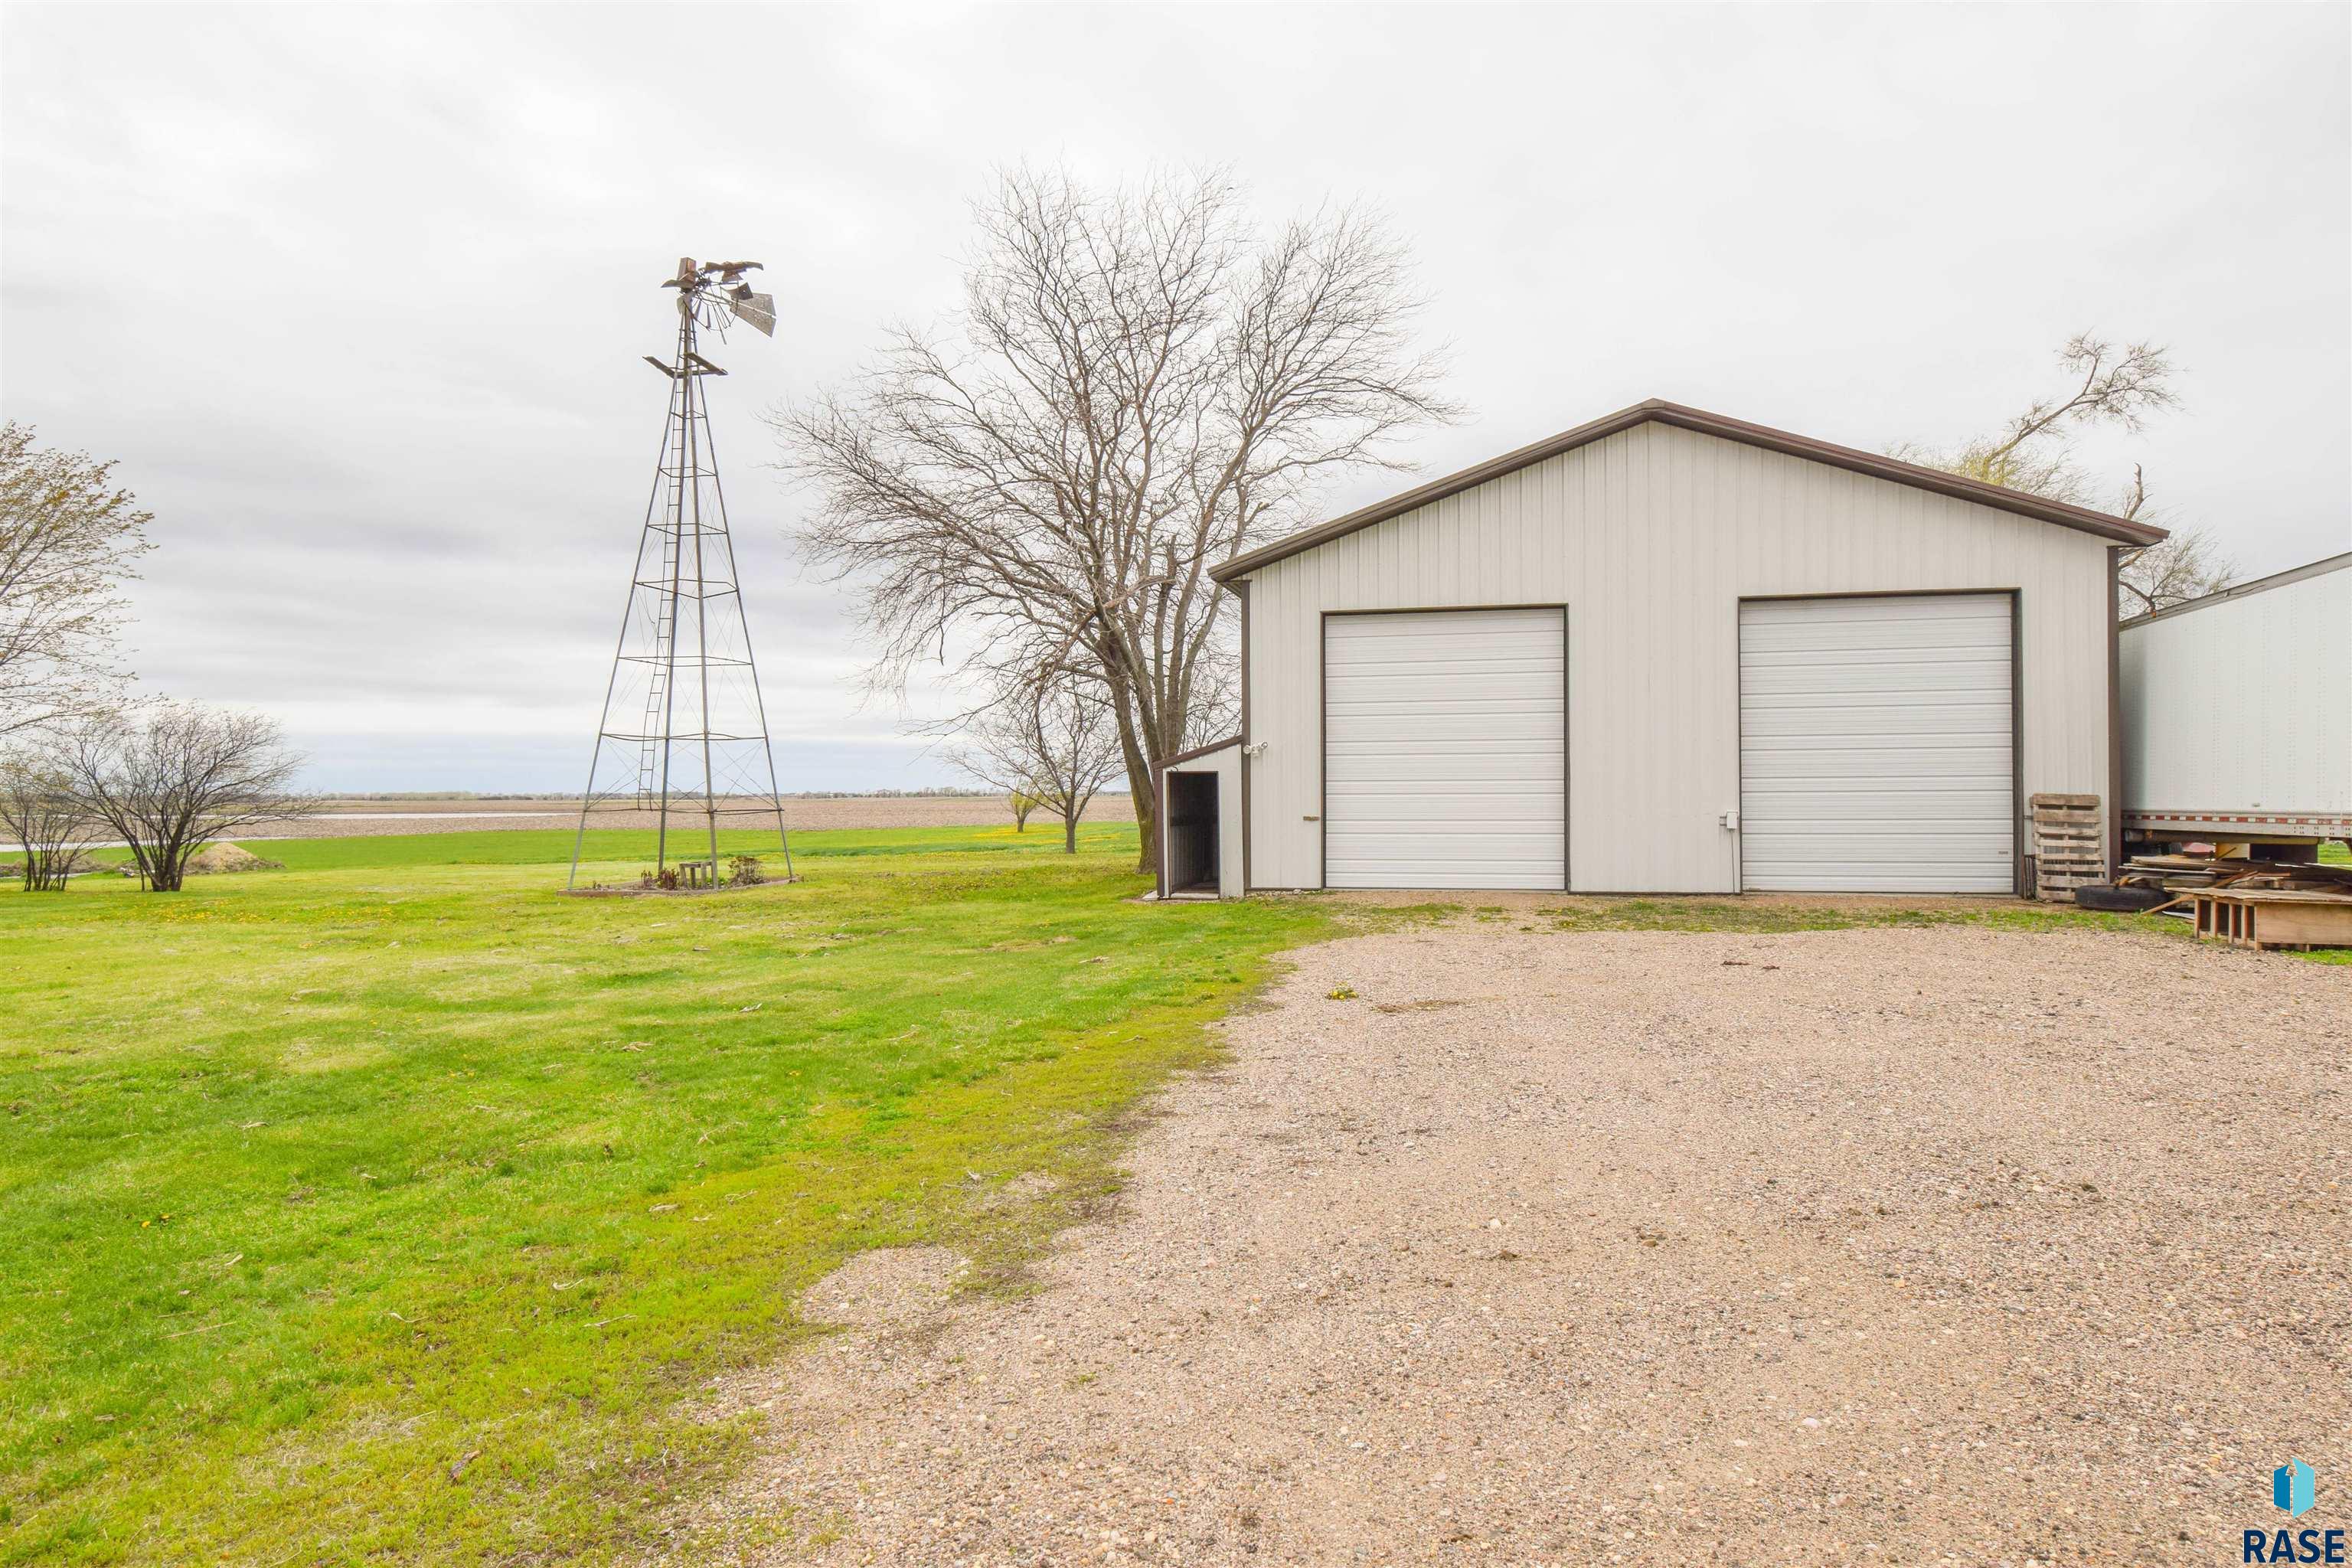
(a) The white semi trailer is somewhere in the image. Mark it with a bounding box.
[2119,550,2351,855]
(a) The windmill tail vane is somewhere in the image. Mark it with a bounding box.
[567,256,793,890]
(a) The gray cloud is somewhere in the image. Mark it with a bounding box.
[4,2,2344,791]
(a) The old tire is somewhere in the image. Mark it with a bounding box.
[2073,883,2169,913]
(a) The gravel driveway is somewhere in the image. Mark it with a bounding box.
[701,919,2347,1566]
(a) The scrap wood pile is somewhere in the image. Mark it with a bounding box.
[2114,854,2352,950]
[2116,854,2352,900]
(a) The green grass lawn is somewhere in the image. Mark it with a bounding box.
[0,822,1335,1565]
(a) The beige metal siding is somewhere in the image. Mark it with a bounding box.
[1241,422,2113,893]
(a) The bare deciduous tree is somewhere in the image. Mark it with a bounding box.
[0,423,155,736]
[2115,488,2236,617]
[0,747,87,891]
[1893,334,2176,505]
[1892,334,2233,617]
[59,703,309,892]
[779,166,1458,868]
[953,679,1123,855]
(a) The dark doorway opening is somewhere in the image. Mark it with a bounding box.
[1165,771,1220,896]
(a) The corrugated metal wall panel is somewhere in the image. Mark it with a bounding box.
[1240,422,2117,892]
[2121,564,2352,817]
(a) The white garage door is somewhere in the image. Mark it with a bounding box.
[1324,608,1566,890]
[1740,594,2014,893]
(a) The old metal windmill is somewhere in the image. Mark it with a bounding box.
[568,257,793,890]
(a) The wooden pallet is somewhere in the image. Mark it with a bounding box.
[2190,889,2352,951]
[2029,793,2104,901]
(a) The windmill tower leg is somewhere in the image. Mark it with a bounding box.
[698,407,799,886]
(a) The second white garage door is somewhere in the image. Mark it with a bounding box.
[1740,593,2015,893]
[1324,608,1566,890]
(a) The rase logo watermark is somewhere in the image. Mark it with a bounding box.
[2245,1458,2344,1564]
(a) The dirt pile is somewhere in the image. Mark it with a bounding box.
[185,843,283,874]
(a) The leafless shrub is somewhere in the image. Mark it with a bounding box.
[58,703,309,892]
[0,747,87,890]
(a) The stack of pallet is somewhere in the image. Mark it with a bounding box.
[2029,793,2105,901]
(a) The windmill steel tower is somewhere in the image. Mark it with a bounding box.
[568,258,793,889]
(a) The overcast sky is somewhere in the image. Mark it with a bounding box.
[4,2,2345,792]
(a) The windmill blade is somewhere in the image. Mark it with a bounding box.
[727,290,777,337]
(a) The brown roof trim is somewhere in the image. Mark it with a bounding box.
[1210,399,2168,583]
[1161,734,1242,767]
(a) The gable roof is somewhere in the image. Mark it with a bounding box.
[1211,398,2168,583]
